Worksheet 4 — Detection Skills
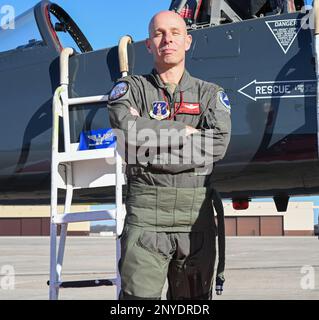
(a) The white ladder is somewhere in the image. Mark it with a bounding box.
[49,48,125,300]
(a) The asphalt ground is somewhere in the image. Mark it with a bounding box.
[0,236,318,300]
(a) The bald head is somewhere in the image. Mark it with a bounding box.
[146,10,192,73]
[148,10,187,38]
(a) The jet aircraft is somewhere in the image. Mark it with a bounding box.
[0,0,316,212]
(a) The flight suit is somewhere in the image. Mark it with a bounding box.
[107,69,231,300]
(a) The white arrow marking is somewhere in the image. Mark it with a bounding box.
[238,79,317,101]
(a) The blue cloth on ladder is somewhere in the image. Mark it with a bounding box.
[79,128,116,150]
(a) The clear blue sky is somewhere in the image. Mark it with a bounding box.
[5,0,171,49]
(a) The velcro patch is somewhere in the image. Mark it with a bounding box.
[150,101,170,120]
[219,91,231,111]
[109,82,129,101]
[175,102,200,115]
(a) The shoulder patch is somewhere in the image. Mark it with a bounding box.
[219,91,231,111]
[109,82,129,101]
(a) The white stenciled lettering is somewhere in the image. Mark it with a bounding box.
[272,84,291,94]
[256,86,261,95]
[275,20,297,27]
[256,84,291,96]
[239,79,316,101]
[266,19,303,54]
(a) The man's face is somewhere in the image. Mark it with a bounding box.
[146,12,192,69]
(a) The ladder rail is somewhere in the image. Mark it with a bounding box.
[115,35,134,297]
[115,151,123,297]
[68,95,109,105]
[60,48,74,153]
[49,47,126,300]
[56,164,73,287]
[49,86,64,300]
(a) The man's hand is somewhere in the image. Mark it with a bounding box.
[185,125,199,136]
[130,107,140,117]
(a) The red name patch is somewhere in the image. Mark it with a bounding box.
[175,103,200,115]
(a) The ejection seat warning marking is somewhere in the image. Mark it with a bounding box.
[265,19,306,54]
[238,79,316,101]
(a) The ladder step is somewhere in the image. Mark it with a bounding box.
[53,209,116,224]
[68,95,108,106]
[47,279,115,288]
[57,147,116,163]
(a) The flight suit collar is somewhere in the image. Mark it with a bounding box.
[150,69,193,92]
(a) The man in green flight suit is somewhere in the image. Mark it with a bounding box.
[107,10,231,300]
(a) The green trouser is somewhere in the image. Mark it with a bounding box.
[119,184,216,300]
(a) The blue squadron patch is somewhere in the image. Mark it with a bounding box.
[219,91,231,111]
[109,82,129,101]
[149,101,170,120]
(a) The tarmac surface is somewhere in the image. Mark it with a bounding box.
[0,236,318,300]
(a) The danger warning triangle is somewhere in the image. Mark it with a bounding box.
[265,19,305,54]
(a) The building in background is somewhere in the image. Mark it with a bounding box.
[0,201,315,236]
[0,205,90,236]
[224,201,314,236]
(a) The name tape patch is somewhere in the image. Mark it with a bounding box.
[175,102,200,115]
